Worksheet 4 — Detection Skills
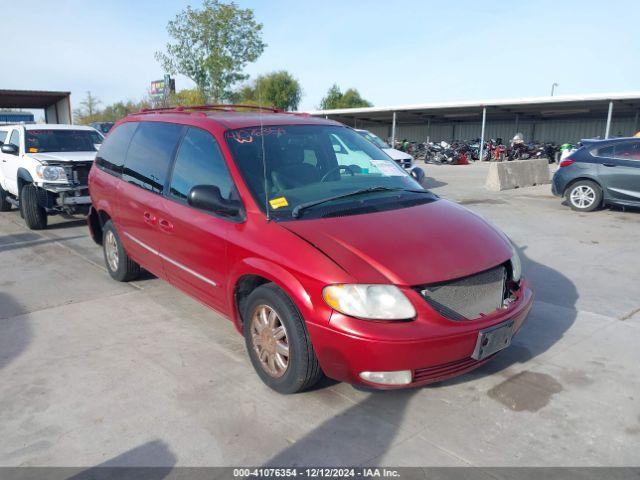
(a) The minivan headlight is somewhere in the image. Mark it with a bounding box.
[36,165,67,182]
[510,243,522,283]
[322,284,416,320]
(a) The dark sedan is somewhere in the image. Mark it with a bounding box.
[552,137,640,212]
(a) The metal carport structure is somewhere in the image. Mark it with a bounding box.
[0,89,72,124]
[309,92,640,148]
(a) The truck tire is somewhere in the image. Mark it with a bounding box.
[0,184,11,212]
[102,220,140,282]
[20,184,47,230]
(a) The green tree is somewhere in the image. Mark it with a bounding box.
[233,71,302,111]
[319,84,372,110]
[73,91,102,123]
[169,88,207,107]
[155,0,266,102]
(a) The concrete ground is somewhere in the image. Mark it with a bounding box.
[1,162,639,468]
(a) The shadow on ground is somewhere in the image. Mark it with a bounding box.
[0,234,86,253]
[0,293,32,370]
[67,440,177,480]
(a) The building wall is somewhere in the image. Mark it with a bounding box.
[363,116,638,144]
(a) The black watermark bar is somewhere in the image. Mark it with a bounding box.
[0,468,639,480]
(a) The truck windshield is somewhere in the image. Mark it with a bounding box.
[357,130,389,149]
[225,125,429,220]
[25,130,101,153]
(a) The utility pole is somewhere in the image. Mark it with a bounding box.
[550,83,559,97]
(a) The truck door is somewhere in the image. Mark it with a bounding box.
[0,129,21,195]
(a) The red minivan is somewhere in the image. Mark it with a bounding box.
[88,106,533,394]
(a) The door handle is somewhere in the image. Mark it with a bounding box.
[159,219,174,232]
[602,163,616,167]
[143,211,157,225]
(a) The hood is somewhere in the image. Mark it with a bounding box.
[28,151,97,164]
[383,148,413,161]
[281,200,512,286]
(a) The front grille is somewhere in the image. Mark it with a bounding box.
[63,163,92,186]
[413,356,491,383]
[417,265,507,321]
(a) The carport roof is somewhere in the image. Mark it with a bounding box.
[0,89,71,109]
[309,92,640,124]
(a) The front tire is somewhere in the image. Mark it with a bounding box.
[566,180,602,212]
[0,184,11,212]
[243,284,323,394]
[102,220,140,281]
[20,184,47,230]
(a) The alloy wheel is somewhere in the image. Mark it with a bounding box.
[250,305,290,378]
[570,185,596,209]
[105,230,119,272]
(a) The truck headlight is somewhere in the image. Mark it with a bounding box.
[323,284,416,320]
[36,165,67,182]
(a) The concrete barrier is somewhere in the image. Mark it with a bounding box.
[485,158,550,191]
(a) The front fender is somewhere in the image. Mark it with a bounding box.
[227,257,331,332]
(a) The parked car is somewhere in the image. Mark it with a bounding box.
[552,137,640,212]
[355,129,425,182]
[90,121,115,135]
[0,124,102,229]
[87,106,533,394]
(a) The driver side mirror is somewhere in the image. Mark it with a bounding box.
[188,185,242,217]
[1,144,19,155]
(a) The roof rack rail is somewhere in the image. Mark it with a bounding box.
[134,104,284,116]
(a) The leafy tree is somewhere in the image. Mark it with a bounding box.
[169,88,207,107]
[319,84,372,110]
[73,91,101,122]
[233,71,302,111]
[155,0,266,102]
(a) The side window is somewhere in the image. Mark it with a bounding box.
[9,130,20,151]
[0,130,7,145]
[95,122,138,176]
[123,122,184,194]
[169,127,235,203]
[613,141,640,161]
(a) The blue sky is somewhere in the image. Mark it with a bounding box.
[3,0,639,113]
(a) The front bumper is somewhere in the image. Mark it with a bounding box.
[308,280,534,388]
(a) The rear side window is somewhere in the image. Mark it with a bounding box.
[592,141,640,161]
[123,122,184,194]
[169,127,235,202]
[95,122,138,176]
[0,131,7,144]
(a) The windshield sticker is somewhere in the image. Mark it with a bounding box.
[369,159,404,176]
[269,196,289,209]
[28,147,39,153]
[228,127,286,144]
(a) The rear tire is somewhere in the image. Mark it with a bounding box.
[102,220,140,282]
[566,180,602,212]
[20,184,47,230]
[0,184,11,212]
[243,284,323,394]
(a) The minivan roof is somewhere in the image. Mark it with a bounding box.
[127,106,341,130]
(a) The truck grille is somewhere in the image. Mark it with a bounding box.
[63,163,92,186]
[416,265,507,321]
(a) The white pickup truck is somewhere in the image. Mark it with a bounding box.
[0,124,102,229]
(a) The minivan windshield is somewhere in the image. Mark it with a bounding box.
[25,129,101,153]
[225,125,433,220]
[357,130,390,149]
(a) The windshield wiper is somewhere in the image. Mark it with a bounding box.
[291,186,429,218]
